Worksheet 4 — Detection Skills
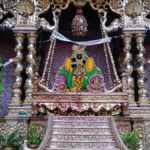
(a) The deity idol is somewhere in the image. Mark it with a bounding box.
[58,45,105,92]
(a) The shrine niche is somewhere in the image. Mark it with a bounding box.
[31,40,128,116]
[32,18,128,116]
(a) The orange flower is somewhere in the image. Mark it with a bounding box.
[85,58,95,73]
[64,58,73,72]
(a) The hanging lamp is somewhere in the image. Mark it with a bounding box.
[71,7,88,37]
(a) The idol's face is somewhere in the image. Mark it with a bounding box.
[76,54,83,60]
[71,45,87,69]
[71,55,86,69]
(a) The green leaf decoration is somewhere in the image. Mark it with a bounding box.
[122,130,140,150]
[26,125,42,148]
[0,135,5,145]
[0,130,25,149]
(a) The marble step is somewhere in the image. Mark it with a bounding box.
[48,141,117,149]
[53,121,110,128]
[52,127,112,134]
[47,148,120,150]
[51,134,114,141]
[53,116,110,122]
[45,116,120,150]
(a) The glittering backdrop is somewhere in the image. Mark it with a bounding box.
[145,44,150,99]
[0,44,15,116]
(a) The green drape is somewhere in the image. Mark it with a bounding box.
[60,66,101,88]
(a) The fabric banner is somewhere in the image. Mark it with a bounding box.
[49,30,112,46]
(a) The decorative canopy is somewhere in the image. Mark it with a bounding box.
[1,0,150,32]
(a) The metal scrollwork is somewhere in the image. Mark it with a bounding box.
[0,0,14,20]
[49,0,70,12]
[36,11,58,31]
[37,0,108,13]
[0,6,7,20]
[36,0,51,13]
[89,0,108,13]
[109,0,123,15]
[1,18,16,29]
[100,11,124,33]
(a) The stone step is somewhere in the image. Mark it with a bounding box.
[53,121,110,128]
[51,133,113,136]
[48,141,117,149]
[47,148,120,150]
[53,116,110,122]
[53,126,111,129]
[52,127,112,134]
[53,119,110,123]
[45,116,120,150]
[51,134,114,141]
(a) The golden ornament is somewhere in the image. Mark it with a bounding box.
[16,0,35,18]
[125,0,143,17]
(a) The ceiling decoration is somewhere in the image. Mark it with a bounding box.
[0,0,150,33]
[46,0,108,13]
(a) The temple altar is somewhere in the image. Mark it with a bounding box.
[0,0,150,150]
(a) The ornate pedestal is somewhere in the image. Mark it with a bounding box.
[32,92,128,116]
